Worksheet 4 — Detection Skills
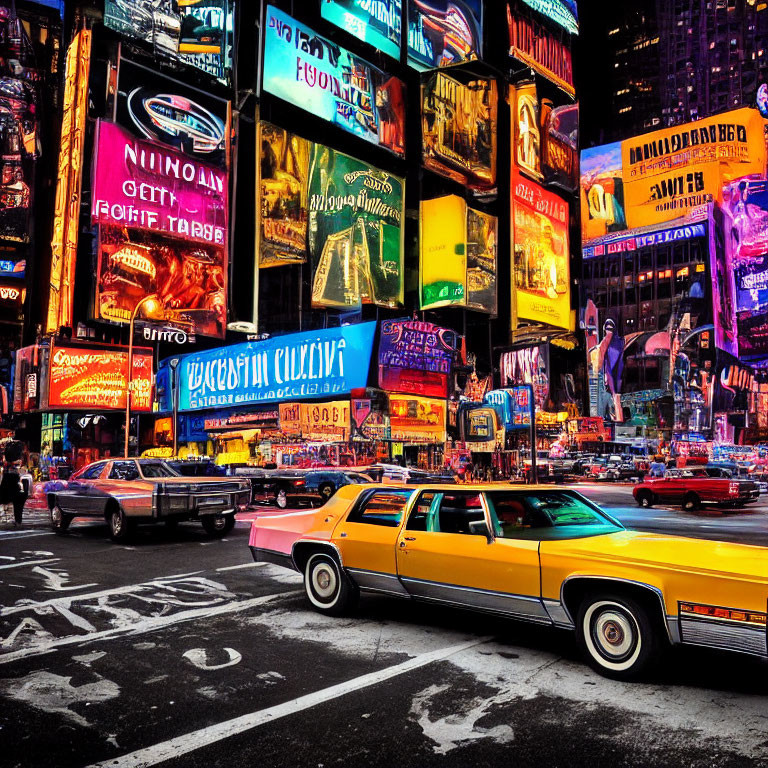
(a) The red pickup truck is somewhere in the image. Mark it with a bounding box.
[633,468,760,511]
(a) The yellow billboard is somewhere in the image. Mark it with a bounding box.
[279,401,350,442]
[512,170,571,330]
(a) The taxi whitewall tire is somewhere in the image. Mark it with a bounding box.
[576,594,658,679]
[304,552,359,616]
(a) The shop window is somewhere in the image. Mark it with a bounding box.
[347,490,412,528]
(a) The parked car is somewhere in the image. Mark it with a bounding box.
[597,456,641,482]
[238,467,373,508]
[248,483,768,680]
[632,468,760,510]
[166,459,227,477]
[364,464,456,485]
[47,458,251,540]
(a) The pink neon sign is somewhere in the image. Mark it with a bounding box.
[91,120,228,247]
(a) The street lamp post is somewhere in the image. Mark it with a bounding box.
[124,295,162,458]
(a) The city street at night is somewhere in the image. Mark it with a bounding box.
[1,499,767,768]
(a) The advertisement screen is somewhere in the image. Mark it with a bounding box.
[499,345,549,411]
[422,71,497,191]
[508,3,574,95]
[263,6,405,157]
[512,82,542,180]
[389,394,447,442]
[92,121,228,247]
[580,141,626,242]
[722,177,768,359]
[378,319,459,398]
[258,122,310,267]
[542,102,578,193]
[105,0,234,83]
[279,401,350,441]
[95,226,227,338]
[512,171,571,329]
[519,0,578,35]
[407,0,482,69]
[420,195,497,312]
[177,322,376,411]
[709,206,739,357]
[308,146,404,309]
[321,0,402,60]
[48,344,154,412]
[117,59,229,168]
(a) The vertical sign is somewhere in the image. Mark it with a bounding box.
[47,29,91,334]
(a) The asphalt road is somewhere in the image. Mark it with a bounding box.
[1,486,767,768]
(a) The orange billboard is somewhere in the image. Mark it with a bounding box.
[47,30,91,334]
[48,344,154,412]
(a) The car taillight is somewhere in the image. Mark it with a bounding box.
[294,479,305,487]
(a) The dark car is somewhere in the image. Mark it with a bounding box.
[235,468,373,508]
[166,460,227,477]
[363,464,457,484]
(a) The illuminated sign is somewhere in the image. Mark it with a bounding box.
[422,71,497,192]
[580,141,626,242]
[279,401,351,442]
[709,211,738,358]
[583,222,707,258]
[407,0,482,70]
[389,394,447,443]
[499,346,549,411]
[542,101,578,192]
[13,345,40,413]
[117,59,229,167]
[48,344,154,412]
[92,121,228,247]
[47,29,91,334]
[519,0,578,35]
[512,170,571,330]
[484,388,532,430]
[176,322,376,411]
[263,6,405,156]
[0,283,23,304]
[321,0,402,60]
[758,83,768,119]
[512,82,542,180]
[378,319,460,398]
[308,147,404,309]
[95,227,227,338]
[420,195,497,313]
[508,3,574,95]
[258,122,311,267]
[204,409,280,430]
[104,0,234,83]
[0,259,25,278]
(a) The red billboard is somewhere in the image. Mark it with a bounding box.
[48,344,154,412]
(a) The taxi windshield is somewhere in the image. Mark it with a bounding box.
[524,492,613,527]
[138,461,180,478]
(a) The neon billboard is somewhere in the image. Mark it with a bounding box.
[321,0,402,60]
[407,0,482,69]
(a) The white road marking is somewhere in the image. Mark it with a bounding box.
[87,635,492,768]
[0,558,58,570]
[0,531,56,539]
[216,563,263,572]
[0,590,300,665]
[32,566,97,592]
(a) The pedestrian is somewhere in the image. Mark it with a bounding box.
[0,441,27,526]
[465,461,474,484]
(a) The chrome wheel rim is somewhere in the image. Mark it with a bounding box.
[213,516,226,530]
[51,507,61,525]
[112,512,122,536]
[592,609,635,660]
[311,563,337,602]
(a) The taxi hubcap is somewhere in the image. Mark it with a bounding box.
[312,565,336,600]
[594,610,634,657]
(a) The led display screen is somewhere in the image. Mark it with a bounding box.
[378,318,459,398]
[541,101,578,193]
[177,322,377,411]
[263,6,405,156]
[499,345,549,412]
[709,208,738,358]
[48,344,154,412]
[117,58,229,168]
[580,141,626,242]
[321,0,402,60]
[512,170,571,330]
[422,71,497,192]
[104,0,234,83]
[512,82,542,180]
[389,394,447,443]
[308,145,404,308]
[407,0,482,69]
[508,3,574,95]
[279,400,350,441]
[420,195,497,312]
[519,0,578,35]
[258,122,311,267]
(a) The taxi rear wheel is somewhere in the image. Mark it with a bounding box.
[576,594,658,680]
[304,552,358,616]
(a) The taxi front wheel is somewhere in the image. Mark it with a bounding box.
[304,552,358,616]
[576,594,658,680]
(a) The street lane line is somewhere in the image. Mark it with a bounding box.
[0,558,58,570]
[0,531,55,539]
[216,563,264,572]
[0,589,301,665]
[87,635,492,768]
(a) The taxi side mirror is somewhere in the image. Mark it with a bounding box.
[468,520,493,543]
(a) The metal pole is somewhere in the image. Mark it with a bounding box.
[171,358,180,458]
[124,307,136,458]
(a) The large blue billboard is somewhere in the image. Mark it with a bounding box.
[176,323,377,411]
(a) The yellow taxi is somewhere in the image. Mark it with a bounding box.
[248,484,768,679]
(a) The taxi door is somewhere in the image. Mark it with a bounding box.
[395,489,547,621]
[332,488,414,596]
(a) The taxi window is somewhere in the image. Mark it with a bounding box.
[524,492,614,527]
[79,462,107,480]
[347,490,412,528]
[109,461,140,481]
[407,491,485,534]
